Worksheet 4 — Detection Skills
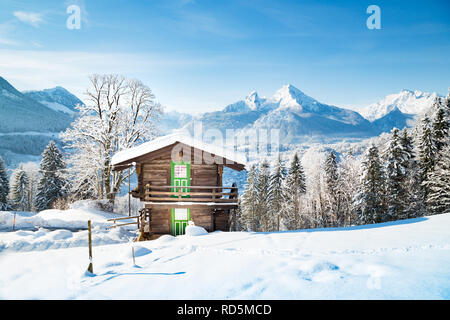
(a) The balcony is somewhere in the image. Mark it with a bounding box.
[143,184,239,209]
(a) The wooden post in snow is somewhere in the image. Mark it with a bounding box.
[12,213,16,232]
[128,168,131,217]
[87,220,93,273]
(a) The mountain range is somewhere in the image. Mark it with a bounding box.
[0,76,440,167]
[180,85,439,145]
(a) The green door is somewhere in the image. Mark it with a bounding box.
[170,161,191,236]
[171,208,191,236]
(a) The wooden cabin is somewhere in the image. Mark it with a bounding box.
[111,134,246,240]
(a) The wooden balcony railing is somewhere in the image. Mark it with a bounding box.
[144,184,238,203]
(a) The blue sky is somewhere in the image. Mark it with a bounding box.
[0,0,449,113]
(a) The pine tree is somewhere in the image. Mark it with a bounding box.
[35,141,67,211]
[9,164,30,211]
[400,128,421,217]
[385,128,408,220]
[432,98,449,153]
[241,165,259,231]
[418,116,437,207]
[257,159,271,231]
[443,91,450,117]
[425,95,450,214]
[269,155,287,231]
[230,199,244,231]
[282,152,306,230]
[427,144,450,213]
[400,128,415,169]
[358,144,386,224]
[0,156,9,210]
[324,151,341,226]
[337,152,361,226]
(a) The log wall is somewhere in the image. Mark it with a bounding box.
[139,144,229,233]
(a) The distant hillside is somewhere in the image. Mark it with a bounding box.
[0,77,82,167]
[23,86,84,115]
[0,77,72,133]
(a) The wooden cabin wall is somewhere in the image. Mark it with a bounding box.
[145,207,230,233]
[214,210,230,231]
[148,208,170,234]
[139,144,228,233]
[191,208,215,232]
[138,145,222,194]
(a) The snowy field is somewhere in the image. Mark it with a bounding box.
[0,209,449,299]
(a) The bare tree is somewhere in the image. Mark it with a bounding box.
[62,74,162,206]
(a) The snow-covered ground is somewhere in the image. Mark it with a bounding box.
[0,210,449,299]
[0,200,138,252]
[0,200,130,231]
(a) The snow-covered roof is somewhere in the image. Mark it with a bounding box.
[111,133,246,169]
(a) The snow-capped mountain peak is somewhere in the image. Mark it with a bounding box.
[361,89,439,121]
[269,84,318,111]
[244,90,262,110]
[222,90,266,113]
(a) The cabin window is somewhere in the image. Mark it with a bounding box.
[174,208,188,220]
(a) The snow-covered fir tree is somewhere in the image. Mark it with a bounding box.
[257,159,271,231]
[22,162,40,212]
[431,98,449,153]
[324,150,341,227]
[0,156,9,210]
[426,143,450,213]
[282,152,306,230]
[443,91,450,117]
[418,116,437,207]
[337,151,361,226]
[241,164,259,231]
[35,141,68,211]
[9,164,30,211]
[400,128,422,217]
[269,155,287,231]
[357,144,386,224]
[384,128,408,220]
[424,95,450,214]
[230,199,244,231]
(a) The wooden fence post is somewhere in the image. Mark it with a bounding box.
[87,220,93,273]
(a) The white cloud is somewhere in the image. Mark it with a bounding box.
[30,40,43,48]
[0,38,18,46]
[0,21,19,46]
[13,11,44,27]
[0,49,224,101]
